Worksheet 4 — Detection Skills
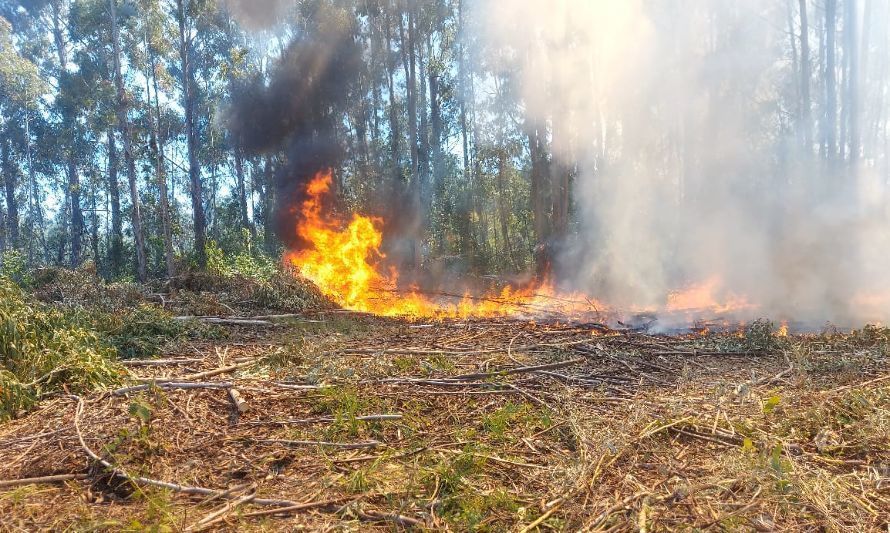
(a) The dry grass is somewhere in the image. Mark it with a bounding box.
[0,315,887,531]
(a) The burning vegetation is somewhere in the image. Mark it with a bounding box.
[282,170,775,327]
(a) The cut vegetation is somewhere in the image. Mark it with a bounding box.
[0,271,887,530]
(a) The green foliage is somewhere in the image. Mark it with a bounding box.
[206,239,277,282]
[481,402,550,441]
[743,319,782,351]
[762,394,781,415]
[32,266,148,312]
[82,304,188,359]
[0,250,32,288]
[311,386,378,437]
[0,277,122,420]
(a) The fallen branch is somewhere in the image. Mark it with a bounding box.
[239,496,357,519]
[227,388,249,414]
[443,358,586,382]
[186,491,257,532]
[358,510,424,528]
[148,360,256,383]
[585,491,650,530]
[112,382,234,396]
[0,473,88,489]
[257,439,381,450]
[243,414,402,427]
[173,316,273,326]
[120,358,204,367]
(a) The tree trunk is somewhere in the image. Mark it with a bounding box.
[526,122,550,278]
[90,173,100,271]
[846,0,860,163]
[51,0,82,268]
[106,129,124,275]
[68,158,83,268]
[148,38,176,278]
[2,139,18,250]
[428,36,445,254]
[261,155,275,255]
[399,5,421,269]
[456,0,476,260]
[176,0,206,267]
[384,10,401,187]
[234,150,252,236]
[824,0,838,161]
[110,0,147,281]
[0,201,5,255]
[24,113,44,263]
[496,148,517,270]
[799,0,813,151]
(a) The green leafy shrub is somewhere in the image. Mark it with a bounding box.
[0,277,122,420]
[0,250,33,288]
[206,239,277,282]
[31,266,147,312]
[81,304,189,359]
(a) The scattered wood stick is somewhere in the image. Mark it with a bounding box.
[243,414,402,427]
[186,491,257,532]
[519,497,564,532]
[173,316,273,326]
[154,360,256,382]
[0,473,88,489]
[227,388,249,414]
[442,358,585,382]
[120,358,204,367]
[239,496,357,519]
[257,439,381,450]
[358,510,424,528]
[112,382,234,396]
[585,491,650,530]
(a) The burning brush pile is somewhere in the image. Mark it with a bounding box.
[282,170,762,330]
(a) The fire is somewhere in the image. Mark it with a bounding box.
[286,170,759,322]
[666,276,754,315]
[285,171,590,318]
[777,321,789,337]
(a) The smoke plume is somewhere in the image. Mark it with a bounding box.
[222,0,289,30]
[226,14,361,251]
[479,0,890,326]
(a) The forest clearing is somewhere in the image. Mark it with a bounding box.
[3,0,890,530]
[0,269,887,530]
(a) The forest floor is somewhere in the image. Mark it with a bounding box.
[0,309,888,531]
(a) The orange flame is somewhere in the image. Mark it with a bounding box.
[284,171,590,318]
[666,276,754,315]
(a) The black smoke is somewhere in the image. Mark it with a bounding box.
[226,28,361,251]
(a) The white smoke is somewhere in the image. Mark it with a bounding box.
[478,0,890,326]
[222,0,289,30]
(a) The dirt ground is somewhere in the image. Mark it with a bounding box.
[0,315,887,531]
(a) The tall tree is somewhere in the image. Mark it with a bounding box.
[48,0,84,267]
[176,0,207,267]
[823,0,838,160]
[146,24,176,278]
[845,0,860,163]
[109,0,147,280]
[799,0,813,151]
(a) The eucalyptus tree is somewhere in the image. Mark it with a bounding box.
[0,17,45,252]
